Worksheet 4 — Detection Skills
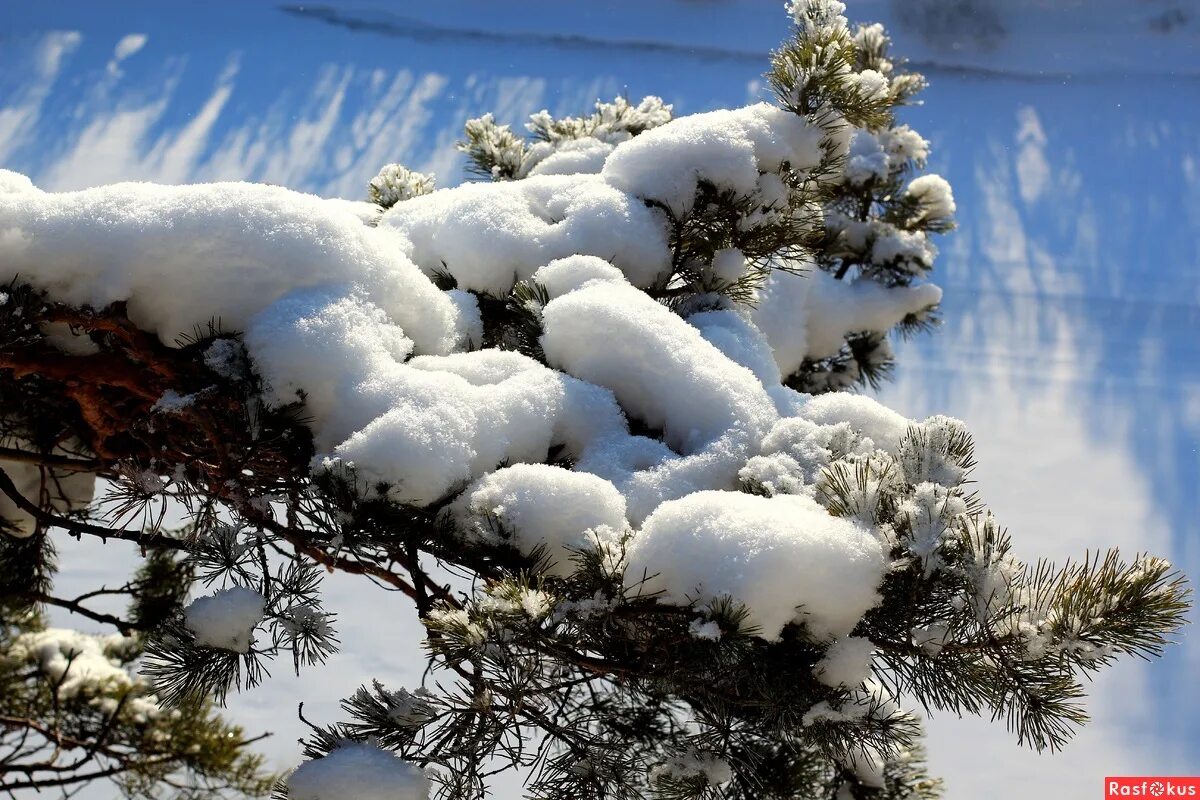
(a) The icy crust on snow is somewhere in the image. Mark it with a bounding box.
[625,492,887,641]
[287,743,430,800]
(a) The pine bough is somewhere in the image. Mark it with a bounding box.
[0,3,1188,799]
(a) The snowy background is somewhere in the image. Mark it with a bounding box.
[1,0,1197,797]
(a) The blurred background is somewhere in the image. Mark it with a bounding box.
[1,1,1197,797]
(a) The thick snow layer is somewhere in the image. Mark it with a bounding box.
[753,268,942,371]
[10,628,162,723]
[526,137,614,177]
[870,226,937,274]
[602,103,827,216]
[248,295,571,505]
[532,255,627,299]
[687,309,782,386]
[379,174,671,295]
[447,463,627,575]
[758,415,868,488]
[184,586,266,653]
[0,170,36,194]
[804,273,941,359]
[542,278,779,522]
[625,491,887,640]
[544,281,777,454]
[905,174,956,221]
[14,628,138,695]
[287,743,429,800]
[845,131,890,186]
[0,99,951,634]
[0,99,936,524]
[0,174,468,355]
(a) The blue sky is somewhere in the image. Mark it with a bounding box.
[2,1,1198,797]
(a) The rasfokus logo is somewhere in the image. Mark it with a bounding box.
[1106,778,1200,798]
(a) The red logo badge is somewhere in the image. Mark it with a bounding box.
[1106,778,1200,798]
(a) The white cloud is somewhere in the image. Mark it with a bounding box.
[113,33,147,63]
[1015,105,1049,204]
[0,31,82,163]
[106,33,147,77]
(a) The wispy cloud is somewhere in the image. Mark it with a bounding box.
[0,31,81,164]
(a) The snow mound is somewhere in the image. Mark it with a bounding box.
[379,174,670,295]
[447,463,627,575]
[532,255,627,298]
[0,174,466,356]
[542,277,779,523]
[798,392,912,452]
[287,743,429,800]
[602,103,828,216]
[753,268,942,374]
[184,586,266,653]
[526,137,615,177]
[625,491,887,641]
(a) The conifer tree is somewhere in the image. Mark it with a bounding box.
[0,537,275,796]
[0,3,1189,800]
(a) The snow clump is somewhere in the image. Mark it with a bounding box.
[287,743,430,800]
[184,586,267,653]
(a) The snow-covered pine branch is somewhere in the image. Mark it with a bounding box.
[0,3,1188,800]
[0,545,274,796]
[458,7,949,393]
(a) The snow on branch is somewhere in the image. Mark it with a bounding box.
[0,4,1188,800]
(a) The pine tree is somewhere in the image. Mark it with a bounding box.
[0,536,275,796]
[0,3,1189,800]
